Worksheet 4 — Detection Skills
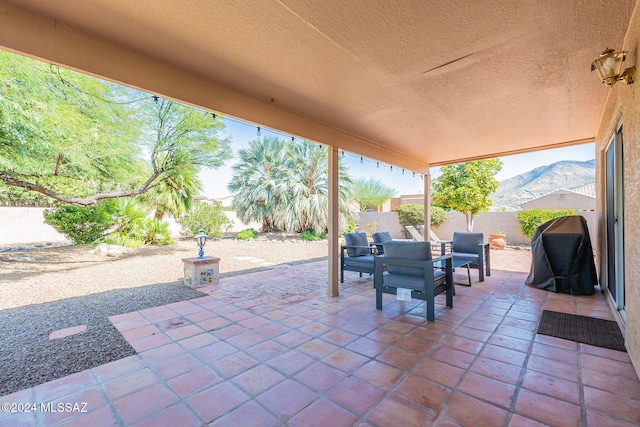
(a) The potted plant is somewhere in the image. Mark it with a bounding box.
[489,231,507,250]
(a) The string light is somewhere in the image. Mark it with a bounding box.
[213,114,423,181]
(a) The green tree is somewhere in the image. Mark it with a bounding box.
[352,177,396,211]
[229,137,356,233]
[228,137,290,231]
[278,140,355,233]
[432,159,503,231]
[0,50,231,207]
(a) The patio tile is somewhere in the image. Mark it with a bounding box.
[113,383,179,425]
[130,403,201,427]
[232,364,286,396]
[178,332,219,351]
[294,362,346,393]
[91,356,145,383]
[366,395,436,427]
[273,329,313,347]
[103,368,159,401]
[431,346,477,369]
[266,349,315,376]
[514,389,581,426]
[470,356,523,385]
[209,400,279,427]
[479,343,527,366]
[192,341,237,364]
[38,386,106,426]
[458,372,516,409]
[323,348,370,373]
[394,374,451,412]
[376,346,422,371]
[289,398,358,427]
[55,405,120,427]
[9,253,640,427]
[166,366,221,398]
[521,370,579,404]
[34,369,95,402]
[185,382,249,423]
[353,360,403,390]
[257,379,317,418]
[443,392,509,427]
[583,386,640,424]
[297,338,339,359]
[413,358,466,389]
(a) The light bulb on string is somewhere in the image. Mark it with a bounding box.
[412,172,416,177]
[257,127,261,137]
[376,162,379,168]
[390,165,393,172]
[402,169,405,175]
[360,157,364,164]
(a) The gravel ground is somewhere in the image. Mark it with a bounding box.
[0,236,328,396]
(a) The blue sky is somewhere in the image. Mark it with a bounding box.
[200,117,596,198]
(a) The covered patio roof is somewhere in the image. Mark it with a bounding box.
[1,0,635,172]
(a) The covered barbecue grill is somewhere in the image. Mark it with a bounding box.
[525,215,597,295]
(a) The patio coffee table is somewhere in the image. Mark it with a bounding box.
[433,258,472,286]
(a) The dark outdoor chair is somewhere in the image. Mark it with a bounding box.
[441,232,490,281]
[374,241,453,321]
[371,231,392,254]
[340,232,378,283]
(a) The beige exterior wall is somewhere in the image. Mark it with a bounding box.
[595,6,640,374]
[519,191,595,211]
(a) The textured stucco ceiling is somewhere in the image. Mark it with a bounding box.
[1,0,637,171]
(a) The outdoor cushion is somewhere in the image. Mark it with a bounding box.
[383,270,446,289]
[344,232,370,257]
[452,232,484,254]
[372,232,392,254]
[343,254,376,269]
[382,241,432,276]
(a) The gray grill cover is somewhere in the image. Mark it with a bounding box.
[525,216,597,295]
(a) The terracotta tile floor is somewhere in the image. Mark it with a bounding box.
[2,249,640,426]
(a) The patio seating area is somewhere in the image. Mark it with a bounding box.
[1,249,639,426]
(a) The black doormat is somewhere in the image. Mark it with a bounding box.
[537,310,626,352]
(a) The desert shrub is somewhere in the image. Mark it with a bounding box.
[236,228,258,240]
[44,201,116,244]
[103,200,174,247]
[395,204,446,228]
[343,220,357,235]
[516,209,578,238]
[179,201,231,239]
[300,230,325,241]
[430,206,448,227]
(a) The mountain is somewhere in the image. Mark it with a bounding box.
[490,159,596,210]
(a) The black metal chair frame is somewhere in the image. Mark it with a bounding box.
[374,254,454,321]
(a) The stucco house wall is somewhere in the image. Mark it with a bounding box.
[519,190,595,211]
[595,5,640,374]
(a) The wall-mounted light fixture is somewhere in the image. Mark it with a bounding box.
[591,48,635,86]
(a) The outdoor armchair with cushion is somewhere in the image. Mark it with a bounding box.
[371,231,392,255]
[341,232,378,283]
[374,241,453,321]
[441,232,490,282]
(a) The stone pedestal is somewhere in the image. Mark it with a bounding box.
[182,256,220,288]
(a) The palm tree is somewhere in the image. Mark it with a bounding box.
[229,137,356,233]
[279,140,355,233]
[228,137,290,231]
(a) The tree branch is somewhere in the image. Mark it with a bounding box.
[0,171,163,206]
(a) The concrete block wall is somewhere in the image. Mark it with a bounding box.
[0,207,69,246]
[357,210,597,246]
